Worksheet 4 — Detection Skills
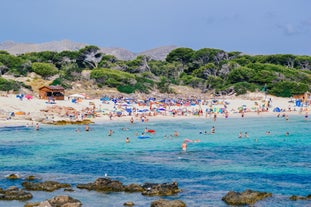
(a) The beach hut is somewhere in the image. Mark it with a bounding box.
[39,85,65,100]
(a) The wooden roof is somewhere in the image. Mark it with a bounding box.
[39,85,64,91]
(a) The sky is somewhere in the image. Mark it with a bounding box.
[1,0,311,55]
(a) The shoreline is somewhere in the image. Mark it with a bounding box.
[0,93,309,127]
[0,110,307,128]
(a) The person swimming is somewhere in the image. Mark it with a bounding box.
[108,129,113,136]
[211,126,215,134]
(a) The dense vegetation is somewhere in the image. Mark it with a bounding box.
[0,46,310,97]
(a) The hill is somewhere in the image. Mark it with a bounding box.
[0,40,178,61]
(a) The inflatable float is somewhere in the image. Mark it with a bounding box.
[138,135,151,139]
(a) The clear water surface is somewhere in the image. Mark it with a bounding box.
[0,115,310,207]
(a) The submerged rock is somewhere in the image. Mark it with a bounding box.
[150,199,186,207]
[24,175,41,181]
[24,195,82,207]
[0,186,32,201]
[222,189,272,205]
[22,181,71,192]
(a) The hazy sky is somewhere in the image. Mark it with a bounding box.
[1,0,311,54]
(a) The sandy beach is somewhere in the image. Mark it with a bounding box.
[0,92,309,127]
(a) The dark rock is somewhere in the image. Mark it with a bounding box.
[64,188,75,192]
[141,182,181,196]
[6,173,21,179]
[25,195,82,207]
[150,199,186,207]
[77,178,124,192]
[290,194,311,201]
[123,201,135,206]
[24,175,39,181]
[0,186,32,200]
[22,181,71,192]
[124,183,144,192]
[222,189,272,205]
[77,178,181,196]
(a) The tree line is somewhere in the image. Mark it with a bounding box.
[0,46,310,97]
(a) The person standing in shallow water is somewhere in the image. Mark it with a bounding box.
[181,142,187,151]
[85,124,90,131]
[35,123,40,131]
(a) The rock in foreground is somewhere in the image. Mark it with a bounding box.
[0,186,32,200]
[222,189,272,205]
[77,178,181,196]
[150,199,186,207]
[24,195,82,207]
[22,181,71,192]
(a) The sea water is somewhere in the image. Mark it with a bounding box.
[0,115,310,207]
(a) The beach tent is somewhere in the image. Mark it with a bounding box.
[273,107,281,112]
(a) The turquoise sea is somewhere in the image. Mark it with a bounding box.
[0,115,310,207]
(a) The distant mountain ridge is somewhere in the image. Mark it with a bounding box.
[0,40,178,60]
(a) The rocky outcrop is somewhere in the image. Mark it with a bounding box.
[124,183,144,192]
[77,178,125,192]
[289,194,311,201]
[0,186,32,200]
[77,178,181,196]
[150,199,186,207]
[24,195,82,207]
[22,181,71,192]
[51,119,94,125]
[141,182,181,196]
[222,189,272,205]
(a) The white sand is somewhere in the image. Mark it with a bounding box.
[0,92,309,127]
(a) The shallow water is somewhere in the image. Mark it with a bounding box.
[0,115,310,206]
